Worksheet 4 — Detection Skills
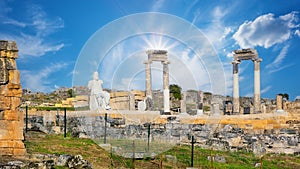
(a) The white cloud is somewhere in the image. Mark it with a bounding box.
[3,18,26,27]
[21,63,68,93]
[266,45,293,73]
[184,0,199,16]
[150,0,165,11]
[261,86,272,94]
[295,30,300,37]
[0,3,64,58]
[233,12,299,48]
[29,4,64,37]
[1,33,64,57]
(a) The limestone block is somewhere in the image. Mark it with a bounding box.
[0,58,9,84]
[9,70,20,84]
[13,148,26,156]
[110,97,129,102]
[0,96,10,110]
[131,90,146,96]
[6,51,18,59]
[4,110,21,121]
[0,40,18,51]
[0,148,13,155]
[0,51,6,56]
[0,51,18,59]
[5,59,17,70]
[0,85,8,95]
[0,112,3,120]
[10,96,21,110]
[0,121,24,140]
[134,96,145,100]
[6,83,22,97]
[0,140,25,149]
[110,91,129,97]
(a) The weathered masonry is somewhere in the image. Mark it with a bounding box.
[0,40,26,156]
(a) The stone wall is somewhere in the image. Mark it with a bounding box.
[0,40,26,156]
[26,111,300,155]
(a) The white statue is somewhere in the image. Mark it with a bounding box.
[88,72,111,110]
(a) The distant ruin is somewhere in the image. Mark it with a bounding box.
[0,40,26,156]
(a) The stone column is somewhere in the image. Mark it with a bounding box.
[0,40,26,156]
[254,59,262,113]
[129,92,135,110]
[232,60,240,114]
[144,61,152,98]
[163,61,170,113]
[180,92,187,113]
[276,94,283,110]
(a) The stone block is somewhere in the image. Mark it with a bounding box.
[4,110,21,121]
[0,121,24,140]
[111,97,129,102]
[0,58,9,84]
[5,59,17,70]
[5,83,22,97]
[0,85,8,95]
[10,96,21,110]
[9,70,20,84]
[0,140,25,149]
[0,96,11,110]
[110,91,129,97]
[13,148,26,156]
[0,51,18,58]
[0,40,18,51]
[6,51,18,59]
[0,148,13,155]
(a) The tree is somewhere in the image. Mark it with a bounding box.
[67,89,73,98]
[283,93,289,100]
[169,84,182,100]
[278,93,289,100]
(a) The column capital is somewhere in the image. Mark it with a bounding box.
[231,60,240,65]
[144,60,152,64]
[162,60,170,65]
[253,58,262,62]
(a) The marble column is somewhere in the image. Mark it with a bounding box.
[145,61,152,98]
[276,95,283,110]
[254,59,262,113]
[232,60,240,114]
[163,61,170,113]
[129,92,135,110]
[180,92,187,113]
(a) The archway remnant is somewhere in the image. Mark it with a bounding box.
[145,50,170,113]
[232,48,262,114]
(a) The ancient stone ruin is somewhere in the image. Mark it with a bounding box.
[0,40,26,156]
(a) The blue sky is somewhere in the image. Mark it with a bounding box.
[1,0,300,100]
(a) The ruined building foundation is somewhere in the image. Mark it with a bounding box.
[145,50,170,113]
[0,40,26,156]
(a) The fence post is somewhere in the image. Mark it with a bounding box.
[132,140,135,169]
[191,135,195,167]
[25,105,28,133]
[104,113,107,144]
[64,108,67,138]
[147,123,151,152]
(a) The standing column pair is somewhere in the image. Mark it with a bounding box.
[144,60,170,113]
[232,58,261,114]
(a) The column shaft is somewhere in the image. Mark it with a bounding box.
[145,61,152,98]
[254,60,261,113]
[232,61,240,114]
[163,62,170,113]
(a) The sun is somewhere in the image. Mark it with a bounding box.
[140,33,180,52]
